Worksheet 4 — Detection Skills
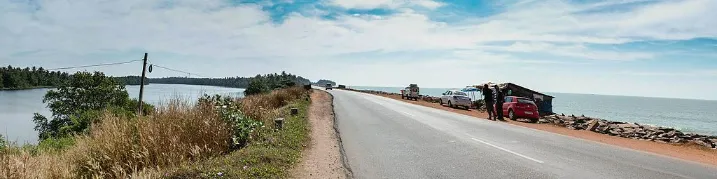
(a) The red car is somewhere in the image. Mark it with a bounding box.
[495,96,540,122]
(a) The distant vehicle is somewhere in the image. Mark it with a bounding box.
[498,96,539,122]
[401,84,420,100]
[325,83,333,90]
[440,90,471,110]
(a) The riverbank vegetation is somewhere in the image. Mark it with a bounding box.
[1,70,312,178]
[0,66,70,90]
[33,71,153,140]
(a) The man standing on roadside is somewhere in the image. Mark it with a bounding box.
[482,84,495,120]
[495,85,505,121]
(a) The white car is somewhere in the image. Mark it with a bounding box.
[440,90,472,109]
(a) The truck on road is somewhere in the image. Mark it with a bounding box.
[401,84,420,101]
[325,83,333,90]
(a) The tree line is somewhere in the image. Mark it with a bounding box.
[1,65,311,92]
[0,66,71,89]
[112,76,149,85]
[145,71,311,89]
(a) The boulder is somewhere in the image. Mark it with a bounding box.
[609,121,627,125]
[617,123,638,129]
[608,129,622,136]
[622,128,636,135]
[655,137,671,142]
[538,118,550,124]
[665,131,677,137]
[658,127,675,132]
[694,140,714,148]
[671,138,685,143]
[641,125,658,131]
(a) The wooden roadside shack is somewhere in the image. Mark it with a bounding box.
[476,82,555,116]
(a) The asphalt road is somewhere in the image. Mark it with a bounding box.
[326,89,717,179]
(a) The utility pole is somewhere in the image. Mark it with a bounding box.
[138,53,148,116]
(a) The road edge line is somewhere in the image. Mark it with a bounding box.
[325,90,355,178]
[469,137,545,164]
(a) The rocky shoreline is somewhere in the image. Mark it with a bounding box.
[540,114,717,149]
[343,88,717,150]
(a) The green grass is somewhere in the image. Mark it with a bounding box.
[163,99,310,178]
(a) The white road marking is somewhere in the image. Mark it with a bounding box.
[401,112,416,117]
[470,137,545,164]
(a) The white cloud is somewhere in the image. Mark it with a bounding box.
[480,42,655,61]
[412,0,443,9]
[1,0,716,99]
[2,0,710,62]
[498,0,717,41]
[328,0,443,9]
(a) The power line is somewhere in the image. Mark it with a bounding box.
[43,58,205,78]
[151,64,205,78]
[46,60,141,70]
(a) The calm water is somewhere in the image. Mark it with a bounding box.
[0,84,245,144]
[350,86,717,136]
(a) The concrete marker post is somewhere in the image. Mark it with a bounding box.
[275,118,284,130]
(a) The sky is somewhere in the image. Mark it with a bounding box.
[1,0,716,100]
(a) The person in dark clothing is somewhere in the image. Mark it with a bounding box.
[494,85,505,121]
[482,84,495,120]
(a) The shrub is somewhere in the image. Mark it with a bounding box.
[199,95,264,148]
[34,71,154,140]
[244,79,269,96]
[37,137,75,153]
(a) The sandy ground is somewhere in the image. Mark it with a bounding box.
[291,90,347,179]
[369,93,717,167]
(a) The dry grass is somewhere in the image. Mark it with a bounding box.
[239,87,308,124]
[1,100,232,178]
[67,99,233,178]
[0,150,73,179]
[0,87,309,179]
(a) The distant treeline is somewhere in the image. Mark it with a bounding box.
[0,66,71,89]
[113,76,149,85]
[1,65,312,91]
[116,71,311,89]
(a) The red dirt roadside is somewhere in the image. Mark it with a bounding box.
[370,93,717,167]
[291,90,347,179]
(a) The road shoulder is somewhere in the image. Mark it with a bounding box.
[291,90,348,178]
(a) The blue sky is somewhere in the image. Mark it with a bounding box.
[1,0,716,99]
